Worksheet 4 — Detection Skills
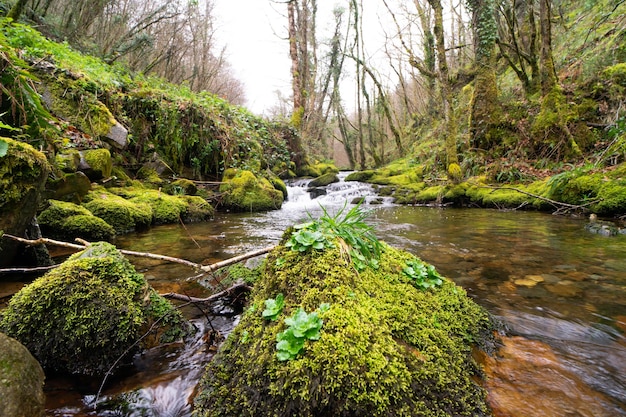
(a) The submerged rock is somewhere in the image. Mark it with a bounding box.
[0,332,45,417]
[0,242,192,376]
[193,210,496,416]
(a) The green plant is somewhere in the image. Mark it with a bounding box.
[285,202,382,271]
[402,258,444,290]
[262,294,285,321]
[275,303,329,361]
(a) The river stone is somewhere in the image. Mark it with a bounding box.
[103,121,128,149]
[545,281,583,298]
[0,332,45,417]
[514,275,545,287]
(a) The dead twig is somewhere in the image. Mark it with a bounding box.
[161,282,252,304]
[1,234,275,276]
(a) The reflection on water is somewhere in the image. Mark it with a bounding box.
[41,175,626,415]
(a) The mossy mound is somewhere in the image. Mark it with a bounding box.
[194,234,495,416]
[308,172,339,187]
[38,199,115,241]
[83,189,153,233]
[82,148,113,181]
[165,178,198,196]
[220,169,284,212]
[0,242,191,376]
[128,190,189,224]
[182,195,215,222]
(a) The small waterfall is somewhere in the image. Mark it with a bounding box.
[283,171,393,211]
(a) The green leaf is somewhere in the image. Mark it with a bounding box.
[0,139,8,158]
[262,293,284,321]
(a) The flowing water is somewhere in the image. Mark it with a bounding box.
[23,173,626,415]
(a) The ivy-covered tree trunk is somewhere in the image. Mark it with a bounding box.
[467,0,501,150]
[428,0,459,174]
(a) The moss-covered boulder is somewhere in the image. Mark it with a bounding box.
[182,195,215,222]
[165,178,198,196]
[83,189,153,233]
[47,171,92,202]
[129,190,189,224]
[55,149,81,173]
[38,199,115,241]
[0,332,45,417]
[308,172,339,187]
[81,148,112,181]
[0,137,50,267]
[193,210,496,416]
[0,242,191,376]
[220,169,284,212]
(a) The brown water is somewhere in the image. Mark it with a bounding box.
[7,176,626,416]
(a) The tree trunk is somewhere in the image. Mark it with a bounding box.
[539,0,557,95]
[467,0,501,150]
[428,0,458,169]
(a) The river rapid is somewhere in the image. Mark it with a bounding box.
[39,173,626,416]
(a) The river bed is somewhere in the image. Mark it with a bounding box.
[8,175,626,416]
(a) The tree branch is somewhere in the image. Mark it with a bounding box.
[0,235,275,276]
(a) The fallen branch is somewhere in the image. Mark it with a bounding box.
[481,186,600,213]
[1,234,276,276]
[161,282,252,303]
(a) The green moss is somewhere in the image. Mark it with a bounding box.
[165,178,198,196]
[194,236,495,416]
[0,242,191,376]
[220,169,284,212]
[129,190,188,224]
[84,189,153,233]
[83,148,113,180]
[136,166,163,186]
[269,176,288,200]
[308,172,339,187]
[416,185,445,202]
[55,149,81,173]
[182,195,215,222]
[38,200,115,241]
[0,137,49,211]
[345,170,375,182]
[295,164,322,178]
[313,162,339,175]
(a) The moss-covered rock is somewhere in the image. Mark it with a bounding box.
[181,195,215,222]
[220,169,284,212]
[46,171,92,202]
[38,199,115,241]
[0,137,50,267]
[193,225,495,416]
[82,148,112,181]
[165,178,198,196]
[129,190,189,224]
[308,172,339,187]
[0,242,191,376]
[55,149,81,173]
[269,176,288,200]
[345,170,375,182]
[0,332,45,417]
[83,189,153,233]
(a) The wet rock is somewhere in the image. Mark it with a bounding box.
[308,172,339,187]
[545,280,583,297]
[514,275,545,287]
[0,332,45,417]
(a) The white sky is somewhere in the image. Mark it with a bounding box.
[214,0,399,116]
